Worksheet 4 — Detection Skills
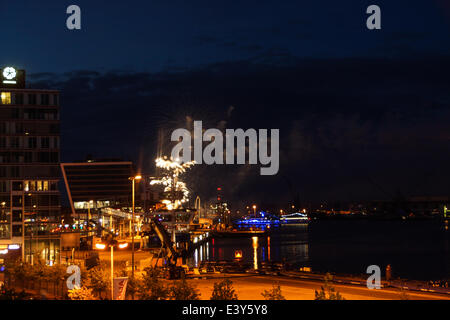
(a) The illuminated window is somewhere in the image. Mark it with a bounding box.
[37,181,43,191]
[24,181,29,192]
[1,92,11,105]
[43,181,48,191]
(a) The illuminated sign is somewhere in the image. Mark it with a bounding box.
[2,67,17,84]
[1,66,25,88]
[8,244,20,250]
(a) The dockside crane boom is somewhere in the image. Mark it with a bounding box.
[143,218,179,264]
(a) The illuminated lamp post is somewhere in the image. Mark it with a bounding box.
[128,175,142,281]
[95,240,128,300]
[87,200,93,232]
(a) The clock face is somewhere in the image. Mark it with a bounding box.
[3,67,16,80]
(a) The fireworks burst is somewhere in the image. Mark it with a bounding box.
[150,156,196,210]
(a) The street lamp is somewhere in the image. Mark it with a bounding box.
[252,205,256,217]
[128,175,142,281]
[94,240,128,300]
[87,200,93,232]
[0,202,6,238]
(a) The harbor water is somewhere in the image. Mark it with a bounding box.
[188,220,450,281]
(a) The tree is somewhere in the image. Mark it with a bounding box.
[83,263,109,299]
[261,283,285,300]
[4,259,67,293]
[169,278,201,300]
[49,264,67,283]
[68,286,97,300]
[399,288,410,300]
[314,273,345,300]
[138,267,169,300]
[210,279,238,300]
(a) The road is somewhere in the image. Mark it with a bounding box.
[185,275,450,300]
[96,250,450,300]
[98,249,152,262]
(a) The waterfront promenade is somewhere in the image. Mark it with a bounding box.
[184,274,450,300]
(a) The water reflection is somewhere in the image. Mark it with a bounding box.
[252,236,258,270]
[187,221,449,280]
[187,225,310,268]
[194,248,198,267]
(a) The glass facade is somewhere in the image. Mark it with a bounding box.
[61,161,134,206]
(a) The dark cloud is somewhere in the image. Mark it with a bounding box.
[192,35,220,46]
[29,56,450,209]
[28,72,56,80]
[384,32,427,42]
[239,44,264,52]
[223,41,237,47]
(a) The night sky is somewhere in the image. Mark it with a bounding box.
[1,1,450,209]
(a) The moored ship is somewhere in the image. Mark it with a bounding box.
[280,212,309,223]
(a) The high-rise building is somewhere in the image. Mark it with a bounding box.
[0,66,61,264]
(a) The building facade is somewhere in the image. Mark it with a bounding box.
[0,66,61,264]
[61,160,135,214]
[61,159,141,241]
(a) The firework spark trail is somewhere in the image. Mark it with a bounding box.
[150,156,196,210]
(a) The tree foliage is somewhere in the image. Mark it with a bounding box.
[137,267,169,300]
[83,262,110,298]
[399,288,410,300]
[169,278,200,300]
[68,286,97,300]
[5,259,68,286]
[210,279,238,300]
[314,273,345,300]
[261,283,285,300]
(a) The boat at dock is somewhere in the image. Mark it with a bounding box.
[280,212,309,223]
[234,214,280,226]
